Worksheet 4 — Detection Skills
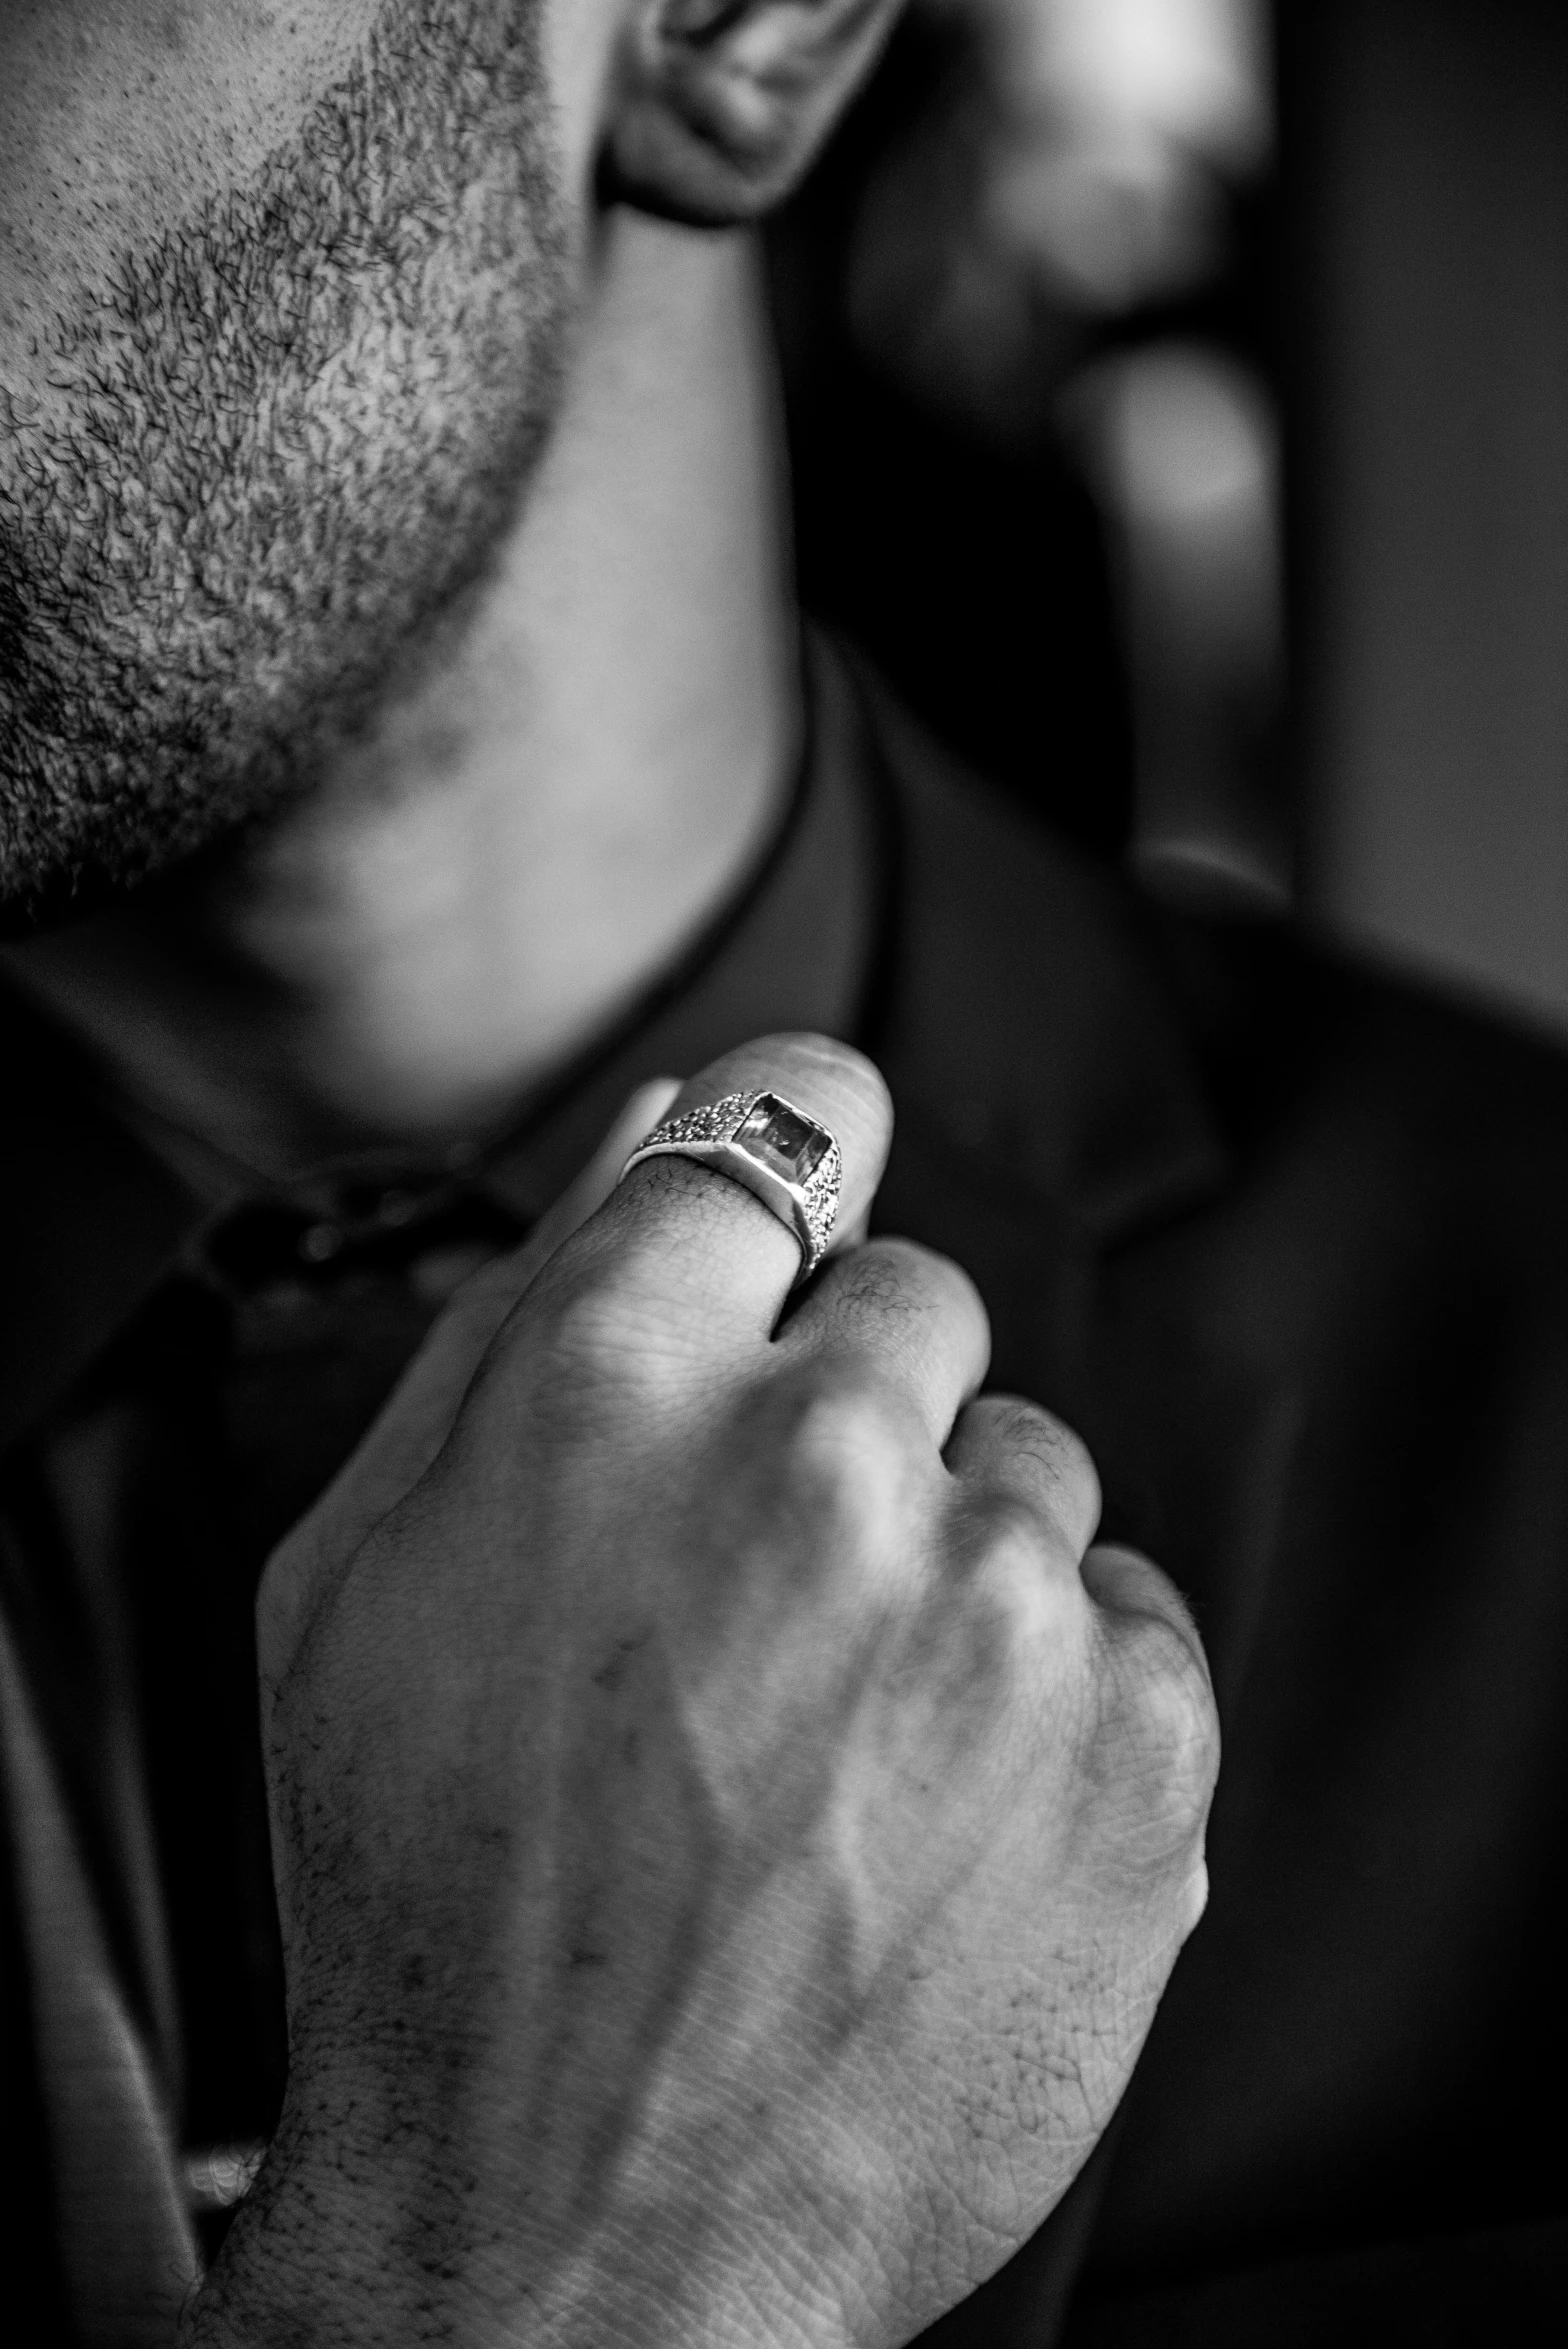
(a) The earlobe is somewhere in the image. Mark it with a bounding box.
[601,0,899,226]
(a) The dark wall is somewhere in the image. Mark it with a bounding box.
[1286,0,1568,1034]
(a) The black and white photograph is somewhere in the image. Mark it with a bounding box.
[1,2,1564,2341]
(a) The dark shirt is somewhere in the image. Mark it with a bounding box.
[0,645,883,2341]
[2,646,1566,2345]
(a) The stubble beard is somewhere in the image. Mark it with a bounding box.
[0,0,572,930]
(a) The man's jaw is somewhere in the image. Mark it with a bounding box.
[0,0,572,931]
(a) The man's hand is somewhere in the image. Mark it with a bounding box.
[189,1036,1218,2349]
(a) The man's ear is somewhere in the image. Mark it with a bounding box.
[602,0,905,225]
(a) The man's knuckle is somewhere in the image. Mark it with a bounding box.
[836,1236,980,1323]
[760,1360,919,1552]
[1119,1620,1221,1822]
[966,1491,1051,1594]
[832,1238,924,1318]
[937,1495,1077,1702]
[1035,1419,1101,1533]
[958,1579,1039,1704]
[992,1401,1101,1542]
[782,1357,917,1472]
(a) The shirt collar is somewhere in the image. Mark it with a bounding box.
[858,665,1229,1248]
[0,642,880,1454]
[0,638,1223,1457]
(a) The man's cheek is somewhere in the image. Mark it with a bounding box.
[0,0,380,367]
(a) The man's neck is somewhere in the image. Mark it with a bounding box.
[2,216,798,1184]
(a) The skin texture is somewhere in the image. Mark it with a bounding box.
[0,2,812,1157]
[189,1034,1217,2349]
[0,11,1222,2345]
[2,218,803,1161]
[0,0,569,916]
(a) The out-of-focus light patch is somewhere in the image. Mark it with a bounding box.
[988,119,1223,311]
[1084,341,1278,540]
[942,0,1274,314]
[1062,343,1289,914]
[1008,0,1274,175]
[183,2140,267,2211]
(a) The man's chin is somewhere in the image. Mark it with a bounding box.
[0,773,275,941]
[0,857,164,941]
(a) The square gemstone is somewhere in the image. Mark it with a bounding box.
[736,1093,829,1187]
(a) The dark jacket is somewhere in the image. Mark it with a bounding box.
[3,656,1565,2342]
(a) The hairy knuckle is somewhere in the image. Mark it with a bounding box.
[1035,1419,1101,1534]
[994,1400,1101,1544]
[833,1238,925,1317]
[840,1236,977,1320]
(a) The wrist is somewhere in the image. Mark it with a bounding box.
[177,2092,856,2349]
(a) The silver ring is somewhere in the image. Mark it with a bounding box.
[619,1089,843,1285]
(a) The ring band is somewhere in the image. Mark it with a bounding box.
[619,1089,843,1285]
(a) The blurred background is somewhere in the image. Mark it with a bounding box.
[768,0,1568,1039]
